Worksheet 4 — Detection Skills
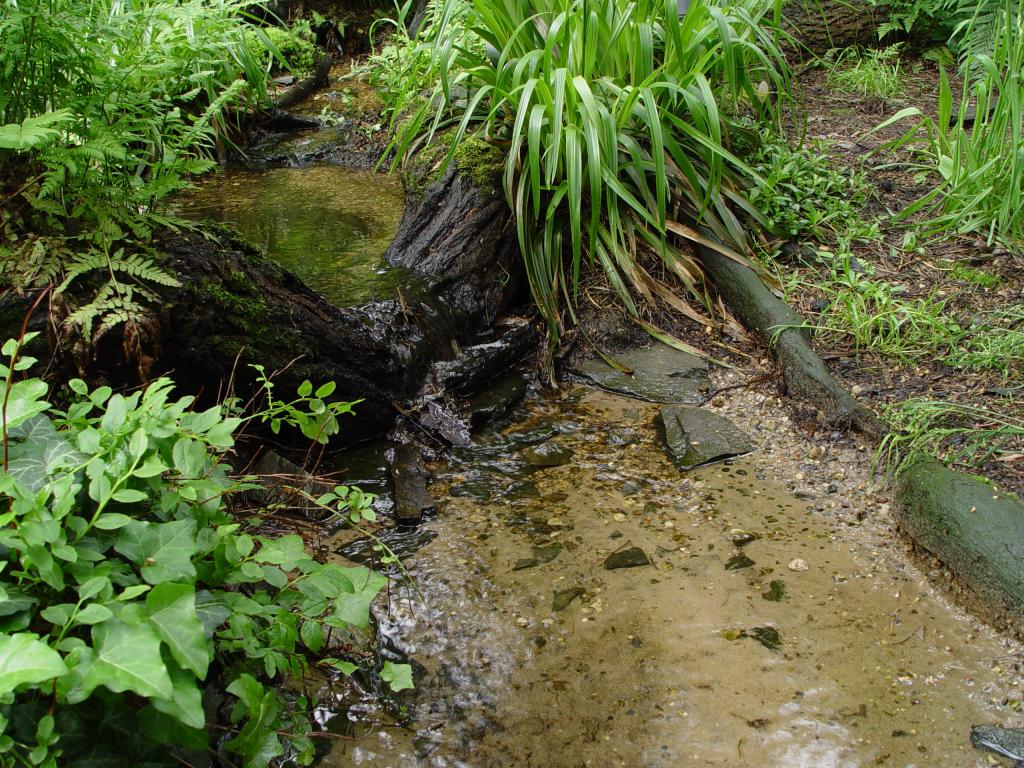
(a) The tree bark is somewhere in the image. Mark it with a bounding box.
[782,0,884,56]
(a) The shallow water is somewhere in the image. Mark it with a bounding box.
[322,387,1023,767]
[173,166,404,306]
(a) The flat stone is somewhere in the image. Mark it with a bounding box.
[578,344,709,403]
[658,406,755,471]
[552,587,586,612]
[522,442,573,467]
[604,547,651,570]
[250,449,331,520]
[467,374,527,429]
[724,553,755,570]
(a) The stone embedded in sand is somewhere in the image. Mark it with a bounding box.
[604,547,651,570]
[522,442,573,467]
[578,344,709,403]
[658,406,755,471]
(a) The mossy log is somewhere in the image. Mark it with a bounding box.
[273,56,332,111]
[697,245,885,437]
[3,170,523,446]
[781,0,885,56]
[895,458,1024,621]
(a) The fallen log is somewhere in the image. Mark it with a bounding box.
[894,458,1024,624]
[697,245,885,438]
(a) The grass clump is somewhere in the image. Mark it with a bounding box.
[945,306,1024,379]
[826,45,903,99]
[949,262,1002,287]
[881,398,1024,471]
[874,5,1024,246]
[807,251,961,362]
[246,23,320,75]
[388,0,789,354]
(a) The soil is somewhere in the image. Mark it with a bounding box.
[776,57,1024,499]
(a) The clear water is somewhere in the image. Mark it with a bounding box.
[173,165,404,307]
[320,387,1024,768]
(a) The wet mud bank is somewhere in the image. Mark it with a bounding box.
[321,380,1024,767]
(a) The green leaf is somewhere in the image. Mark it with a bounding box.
[0,634,68,695]
[75,604,113,625]
[83,618,172,699]
[225,674,284,765]
[321,658,356,675]
[300,620,324,653]
[297,380,313,397]
[380,661,414,692]
[94,513,134,530]
[115,520,198,584]
[151,662,205,729]
[111,488,148,504]
[146,583,210,679]
[0,110,73,151]
[7,414,82,492]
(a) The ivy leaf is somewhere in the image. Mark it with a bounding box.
[380,661,414,692]
[83,618,172,699]
[1,379,50,433]
[74,604,113,625]
[224,674,284,766]
[253,535,308,569]
[0,633,69,695]
[147,583,210,679]
[114,520,198,584]
[7,414,82,492]
[150,662,205,729]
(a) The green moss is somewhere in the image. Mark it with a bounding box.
[402,132,505,198]
[195,278,269,336]
[453,136,505,192]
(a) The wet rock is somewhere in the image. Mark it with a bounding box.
[577,344,709,403]
[788,558,809,572]
[337,526,439,568]
[970,725,1024,762]
[390,444,435,525]
[658,406,755,471]
[749,626,782,651]
[522,442,573,467]
[731,532,759,547]
[762,580,786,601]
[552,587,586,612]
[250,449,331,519]
[512,542,563,570]
[420,400,473,448]
[724,553,755,571]
[432,321,540,396]
[604,547,651,570]
[466,374,527,429]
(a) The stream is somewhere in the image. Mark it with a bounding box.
[319,386,1024,768]
[172,80,1024,765]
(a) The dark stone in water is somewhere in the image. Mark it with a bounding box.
[420,401,473,448]
[250,449,331,520]
[604,547,651,570]
[552,587,586,611]
[337,527,439,567]
[762,580,786,602]
[432,321,539,396]
[971,724,1024,763]
[731,532,759,547]
[512,542,563,571]
[390,444,435,525]
[467,374,527,429]
[724,553,755,571]
[658,406,755,471]
[748,626,782,651]
[577,344,709,403]
[522,442,573,467]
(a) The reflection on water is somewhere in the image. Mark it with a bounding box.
[321,388,1024,767]
[173,166,404,306]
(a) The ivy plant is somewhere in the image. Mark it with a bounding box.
[0,334,411,767]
